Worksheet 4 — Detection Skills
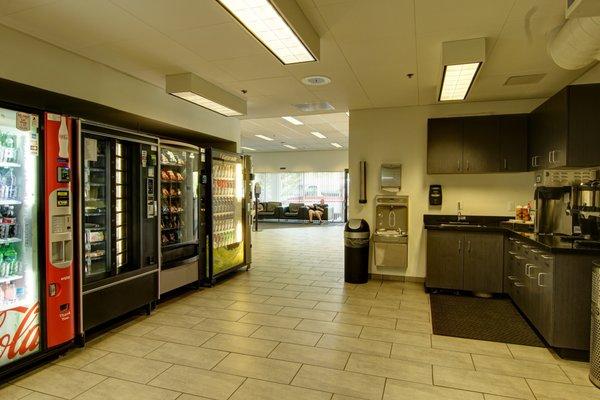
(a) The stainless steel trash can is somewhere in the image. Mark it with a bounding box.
[344,219,370,284]
[590,260,600,387]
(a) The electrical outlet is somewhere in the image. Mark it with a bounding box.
[507,201,515,212]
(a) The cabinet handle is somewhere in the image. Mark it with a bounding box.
[467,240,471,253]
[466,160,469,171]
[548,151,553,164]
[531,249,543,254]
[457,160,461,172]
[508,275,517,280]
[552,150,557,164]
[538,272,547,287]
[540,255,554,260]
[503,158,507,170]
[514,282,525,287]
[458,240,462,253]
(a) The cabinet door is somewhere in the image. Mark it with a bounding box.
[462,117,500,173]
[426,230,463,289]
[545,88,568,167]
[463,232,503,292]
[528,108,549,170]
[427,118,463,174]
[537,258,554,341]
[567,84,600,167]
[499,115,527,172]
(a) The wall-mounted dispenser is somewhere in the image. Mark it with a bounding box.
[359,161,367,204]
[380,163,402,192]
[429,184,442,206]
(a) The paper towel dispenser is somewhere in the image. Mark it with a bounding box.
[380,164,401,191]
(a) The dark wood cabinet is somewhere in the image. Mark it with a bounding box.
[427,118,463,174]
[528,84,600,170]
[426,230,503,293]
[463,232,504,292]
[462,117,500,173]
[426,230,463,289]
[499,115,527,172]
[428,114,527,174]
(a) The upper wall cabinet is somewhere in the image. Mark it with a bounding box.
[427,114,528,174]
[529,84,600,170]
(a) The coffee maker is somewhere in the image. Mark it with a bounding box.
[534,186,572,235]
[571,180,600,241]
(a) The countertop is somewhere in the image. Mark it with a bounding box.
[423,214,600,255]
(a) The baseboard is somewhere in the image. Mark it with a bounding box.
[369,273,425,283]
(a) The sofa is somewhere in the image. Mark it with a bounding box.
[256,201,282,220]
[255,202,329,222]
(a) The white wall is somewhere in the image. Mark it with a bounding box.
[251,150,348,172]
[0,25,240,144]
[349,98,546,279]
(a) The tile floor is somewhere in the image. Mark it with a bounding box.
[2,223,599,399]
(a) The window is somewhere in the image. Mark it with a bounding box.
[254,171,346,222]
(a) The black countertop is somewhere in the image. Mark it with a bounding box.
[424,214,600,255]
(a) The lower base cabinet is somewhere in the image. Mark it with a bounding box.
[426,230,503,293]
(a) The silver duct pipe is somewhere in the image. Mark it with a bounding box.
[548,16,600,70]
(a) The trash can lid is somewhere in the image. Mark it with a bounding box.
[346,219,370,232]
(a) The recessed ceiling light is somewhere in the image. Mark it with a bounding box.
[216,0,317,65]
[283,144,297,150]
[241,146,256,151]
[301,76,331,86]
[310,131,326,139]
[255,134,274,141]
[166,73,246,116]
[282,116,303,125]
[331,142,342,148]
[439,38,485,102]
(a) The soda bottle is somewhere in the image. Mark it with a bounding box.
[4,244,17,276]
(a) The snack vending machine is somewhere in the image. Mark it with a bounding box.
[0,107,75,379]
[203,148,251,284]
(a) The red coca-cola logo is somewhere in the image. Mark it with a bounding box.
[0,302,40,362]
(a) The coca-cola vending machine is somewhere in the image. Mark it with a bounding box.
[0,106,75,380]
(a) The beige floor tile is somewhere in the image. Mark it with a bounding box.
[433,366,534,399]
[369,307,431,322]
[472,354,570,383]
[54,348,108,369]
[527,379,600,399]
[149,365,244,400]
[277,307,337,321]
[144,312,204,328]
[432,335,512,358]
[383,379,484,400]
[193,318,260,336]
[360,326,431,347]
[269,342,349,369]
[396,319,433,334]
[317,334,391,357]
[176,395,213,400]
[230,378,331,400]
[345,297,400,309]
[484,395,527,400]
[292,364,385,400]
[183,297,236,309]
[156,303,198,315]
[559,360,592,386]
[507,344,560,363]
[331,395,363,400]
[112,321,159,337]
[333,312,396,329]
[252,287,301,298]
[265,297,318,309]
[145,342,227,370]
[227,301,284,315]
[346,353,432,384]
[297,292,348,303]
[295,319,362,337]
[285,285,331,294]
[214,353,300,384]
[391,343,474,370]
[238,312,301,328]
[251,325,322,346]
[143,325,215,346]
[273,277,316,286]
[0,385,32,399]
[82,352,171,384]
[14,365,106,399]
[206,291,270,304]
[17,393,63,400]
[202,333,279,356]
[314,301,371,315]
[75,377,180,400]
[187,308,247,322]
[89,333,164,357]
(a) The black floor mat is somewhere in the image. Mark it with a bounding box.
[430,294,545,347]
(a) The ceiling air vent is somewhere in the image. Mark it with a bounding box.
[504,74,546,86]
[293,102,335,112]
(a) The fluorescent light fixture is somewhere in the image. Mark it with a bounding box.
[166,73,246,116]
[283,144,297,149]
[282,116,303,125]
[216,0,319,65]
[255,134,274,141]
[345,111,350,116]
[331,142,342,148]
[310,131,326,139]
[439,38,485,102]
[241,146,256,151]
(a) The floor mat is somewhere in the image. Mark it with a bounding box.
[430,294,545,347]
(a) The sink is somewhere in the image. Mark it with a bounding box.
[439,223,486,228]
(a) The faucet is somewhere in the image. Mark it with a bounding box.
[457,202,466,221]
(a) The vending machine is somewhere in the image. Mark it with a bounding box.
[203,148,252,285]
[0,107,75,379]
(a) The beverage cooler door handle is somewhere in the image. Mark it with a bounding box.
[537,272,547,287]
[457,160,461,172]
[458,240,462,253]
[467,240,471,253]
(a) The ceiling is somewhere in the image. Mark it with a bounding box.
[241,111,348,152]
[0,0,592,121]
